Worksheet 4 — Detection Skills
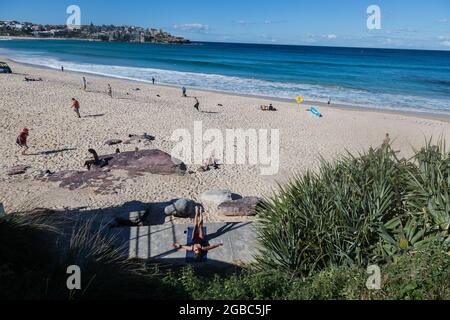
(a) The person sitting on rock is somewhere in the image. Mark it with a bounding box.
[173,207,223,259]
[84,149,101,171]
[200,155,219,172]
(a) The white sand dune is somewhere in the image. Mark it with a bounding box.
[1,60,449,222]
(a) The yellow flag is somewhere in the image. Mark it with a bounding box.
[296,96,303,105]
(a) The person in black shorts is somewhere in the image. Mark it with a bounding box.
[194,97,200,111]
[173,207,223,259]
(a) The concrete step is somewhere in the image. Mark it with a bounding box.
[111,222,257,267]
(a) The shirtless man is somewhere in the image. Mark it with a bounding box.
[16,128,30,155]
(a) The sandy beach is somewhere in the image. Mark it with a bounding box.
[1,59,449,222]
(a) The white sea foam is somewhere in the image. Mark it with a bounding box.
[3,49,450,116]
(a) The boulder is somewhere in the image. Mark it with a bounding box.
[36,149,186,192]
[200,189,233,206]
[105,139,123,146]
[218,197,263,217]
[164,199,195,218]
[7,165,29,176]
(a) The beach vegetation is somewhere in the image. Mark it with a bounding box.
[256,139,449,276]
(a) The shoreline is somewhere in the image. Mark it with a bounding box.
[4,56,450,124]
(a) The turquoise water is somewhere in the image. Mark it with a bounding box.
[1,39,450,115]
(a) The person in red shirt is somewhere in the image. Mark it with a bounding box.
[16,128,29,155]
[71,98,81,118]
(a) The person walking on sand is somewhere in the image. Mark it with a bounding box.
[152,77,155,85]
[82,77,87,91]
[16,128,30,155]
[173,207,223,259]
[61,66,64,72]
[71,98,81,118]
[108,84,113,98]
[182,86,187,97]
[194,97,200,111]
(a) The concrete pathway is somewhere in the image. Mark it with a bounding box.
[111,222,257,267]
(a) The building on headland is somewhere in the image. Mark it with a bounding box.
[0,20,191,44]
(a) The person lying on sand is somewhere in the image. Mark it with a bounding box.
[16,128,29,155]
[260,104,277,111]
[173,207,223,259]
[71,98,81,118]
[24,77,42,82]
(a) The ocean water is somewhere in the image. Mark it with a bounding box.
[1,40,450,115]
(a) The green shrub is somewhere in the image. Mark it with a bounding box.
[256,141,450,276]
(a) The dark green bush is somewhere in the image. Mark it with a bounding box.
[256,141,449,276]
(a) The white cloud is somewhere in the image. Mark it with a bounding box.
[173,23,209,32]
[441,40,450,47]
[264,20,287,25]
[437,18,449,23]
[235,20,249,26]
[234,19,287,26]
[327,34,337,39]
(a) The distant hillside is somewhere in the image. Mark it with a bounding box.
[0,20,190,44]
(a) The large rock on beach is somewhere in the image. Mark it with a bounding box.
[37,149,186,191]
[103,149,186,176]
[164,199,195,218]
[218,197,263,217]
[200,189,233,206]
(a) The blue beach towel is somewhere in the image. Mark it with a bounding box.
[186,227,208,263]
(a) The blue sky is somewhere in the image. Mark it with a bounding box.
[1,0,449,49]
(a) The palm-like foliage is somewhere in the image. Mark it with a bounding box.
[256,141,450,276]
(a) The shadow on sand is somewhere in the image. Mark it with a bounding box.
[29,148,77,156]
[84,113,106,118]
